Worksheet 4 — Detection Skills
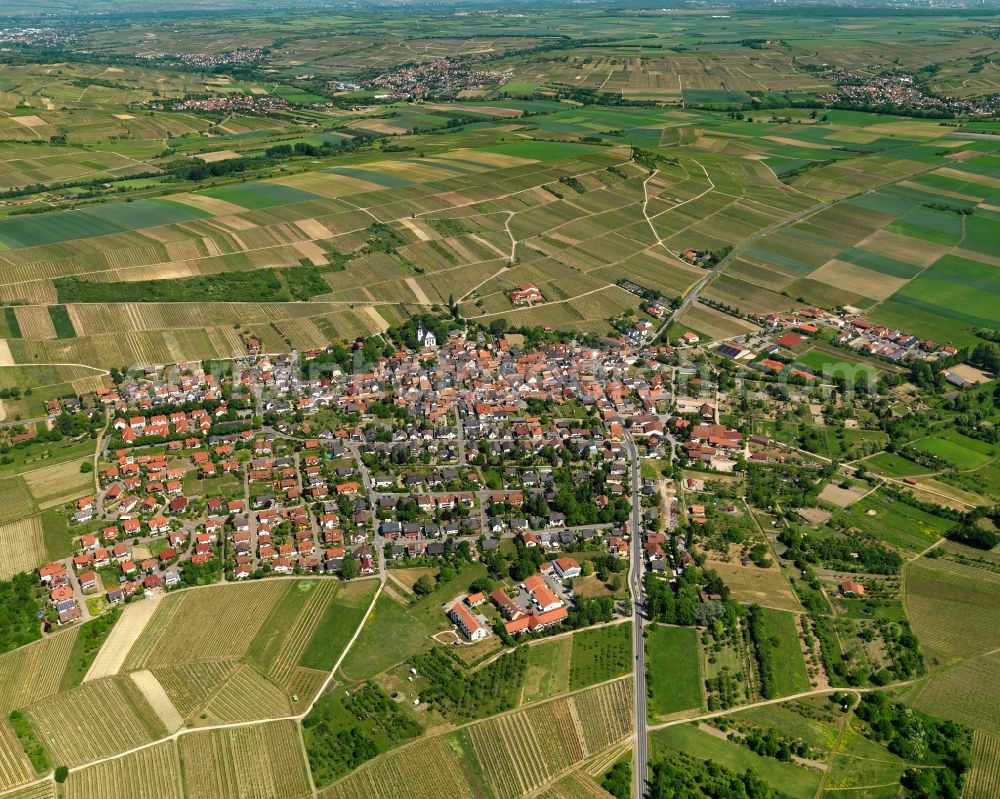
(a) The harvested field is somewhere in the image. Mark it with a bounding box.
[678,303,760,341]
[129,670,183,733]
[196,150,242,163]
[84,594,161,681]
[818,483,868,508]
[405,277,432,305]
[703,560,801,612]
[808,259,907,301]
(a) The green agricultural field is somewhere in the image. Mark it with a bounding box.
[754,608,811,697]
[905,556,1000,665]
[876,255,1000,343]
[909,430,997,470]
[645,625,703,718]
[568,623,631,690]
[199,182,320,209]
[480,140,597,162]
[0,200,208,249]
[834,491,952,553]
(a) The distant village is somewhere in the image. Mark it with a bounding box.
[371,55,512,100]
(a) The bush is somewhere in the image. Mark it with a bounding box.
[54,766,69,783]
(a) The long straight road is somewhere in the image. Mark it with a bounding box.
[625,433,649,798]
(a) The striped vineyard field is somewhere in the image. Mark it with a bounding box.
[0,517,46,581]
[573,678,634,755]
[179,720,310,799]
[63,741,182,799]
[963,730,1000,799]
[150,660,240,720]
[319,735,475,799]
[123,581,292,670]
[320,677,634,799]
[0,782,55,799]
[468,711,551,799]
[206,664,291,723]
[258,579,339,687]
[0,721,32,792]
[24,676,167,768]
[0,632,77,716]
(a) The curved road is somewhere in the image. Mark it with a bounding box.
[625,433,649,798]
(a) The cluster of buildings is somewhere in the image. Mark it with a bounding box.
[371,55,511,99]
[449,556,581,641]
[135,47,266,68]
[817,66,999,116]
[167,94,293,114]
[744,309,962,373]
[0,27,77,47]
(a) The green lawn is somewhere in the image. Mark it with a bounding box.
[645,625,703,718]
[299,578,379,671]
[522,637,572,704]
[861,452,931,478]
[568,623,632,691]
[407,562,488,629]
[910,430,996,470]
[338,594,435,682]
[756,608,811,696]
[795,348,879,381]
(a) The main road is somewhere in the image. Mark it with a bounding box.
[625,432,649,798]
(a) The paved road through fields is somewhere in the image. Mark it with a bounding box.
[626,433,649,798]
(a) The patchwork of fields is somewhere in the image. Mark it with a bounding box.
[694,115,1000,344]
